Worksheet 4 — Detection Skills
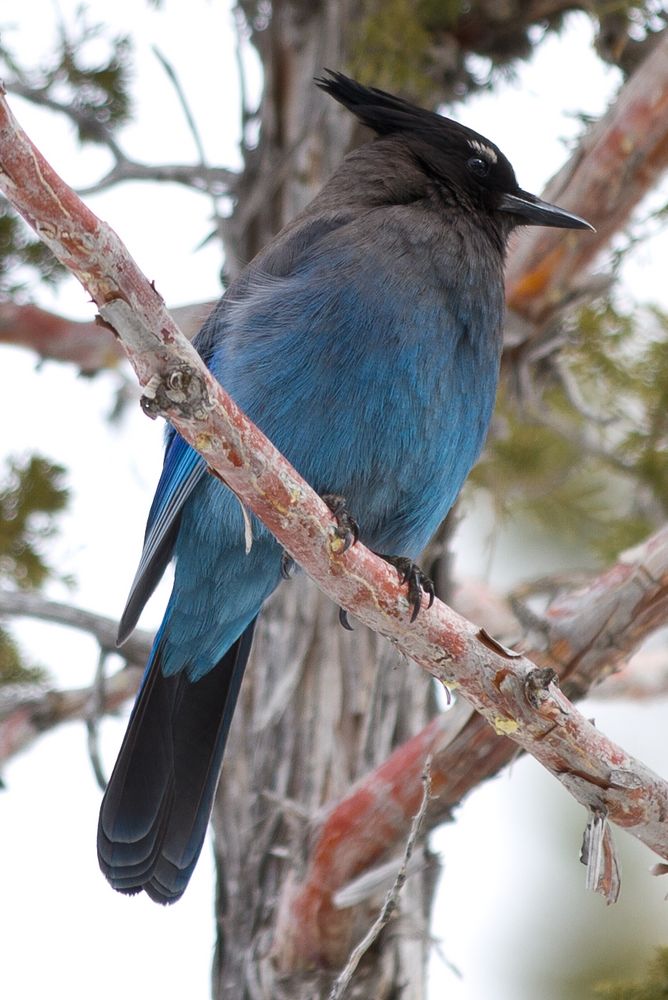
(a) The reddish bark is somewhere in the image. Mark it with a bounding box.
[505,30,668,333]
[0,300,214,372]
[275,526,668,965]
[0,302,122,372]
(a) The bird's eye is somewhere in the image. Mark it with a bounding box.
[467,157,490,178]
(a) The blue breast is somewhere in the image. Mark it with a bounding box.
[164,206,505,679]
[210,215,504,556]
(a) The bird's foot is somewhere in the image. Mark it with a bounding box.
[321,493,360,553]
[321,493,358,630]
[379,554,435,623]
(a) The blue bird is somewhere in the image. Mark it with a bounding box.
[98,72,592,902]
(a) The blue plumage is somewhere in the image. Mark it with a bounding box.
[97,72,592,902]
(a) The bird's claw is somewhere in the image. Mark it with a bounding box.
[280,551,296,579]
[381,555,435,623]
[321,493,360,552]
[339,607,354,631]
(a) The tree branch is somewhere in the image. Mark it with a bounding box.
[0,588,151,770]
[504,29,668,349]
[75,160,236,198]
[327,760,432,1000]
[2,81,668,892]
[2,529,664,964]
[0,588,153,665]
[4,80,237,198]
[0,300,215,372]
[274,526,668,966]
[0,662,141,771]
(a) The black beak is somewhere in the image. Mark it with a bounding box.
[498,191,594,231]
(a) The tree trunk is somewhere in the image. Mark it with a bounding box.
[211,3,439,997]
[213,584,439,998]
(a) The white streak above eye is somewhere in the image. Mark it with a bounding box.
[468,139,498,164]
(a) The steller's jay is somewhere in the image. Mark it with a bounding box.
[98,71,592,902]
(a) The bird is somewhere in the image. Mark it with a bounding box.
[98,70,592,903]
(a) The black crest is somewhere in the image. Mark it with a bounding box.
[315,70,519,199]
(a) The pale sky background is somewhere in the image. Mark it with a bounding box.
[1,3,668,999]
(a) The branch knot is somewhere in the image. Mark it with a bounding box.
[524,667,559,708]
[140,366,213,420]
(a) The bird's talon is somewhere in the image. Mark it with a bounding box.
[281,552,296,580]
[379,554,434,622]
[339,607,354,631]
[322,493,360,553]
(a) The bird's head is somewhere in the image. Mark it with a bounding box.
[316,70,593,233]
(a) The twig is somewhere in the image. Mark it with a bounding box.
[5,80,125,158]
[332,849,427,910]
[0,664,142,769]
[0,588,153,667]
[152,47,209,171]
[3,81,235,199]
[85,646,109,791]
[328,759,432,1000]
[76,160,235,197]
[232,4,253,146]
[553,354,616,426]
[150,45,227,239]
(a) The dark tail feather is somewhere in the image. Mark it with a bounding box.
[97,620,256,903]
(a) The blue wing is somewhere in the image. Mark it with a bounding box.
[117,429,207,644]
